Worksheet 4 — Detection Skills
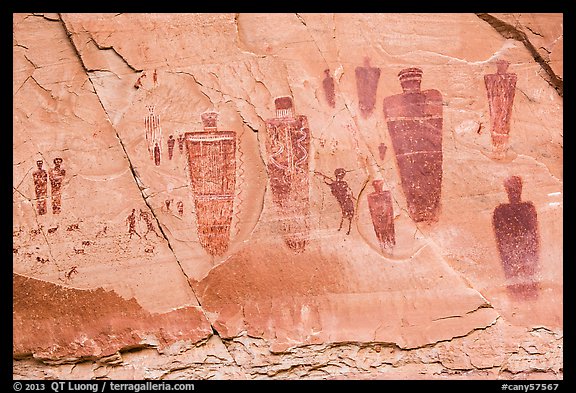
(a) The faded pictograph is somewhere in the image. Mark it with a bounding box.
[493,176,540,300]
[355,57,381,118]
[367,179,396,250]
[383,67,443,223]
[153,69,158,87]
[378,143,388,161]
[315,168,355,235]
[177,134,185,155]
[167,135,176,160]
[185,112,236,256]
[144,105,163,166]
[322,69,336,108]
[265,96,311,252]
[66,223,80,232]
[484,60,517,159]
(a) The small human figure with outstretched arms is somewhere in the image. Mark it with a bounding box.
[315,168,356,235]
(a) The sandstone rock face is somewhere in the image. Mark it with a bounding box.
[13,13,562,379]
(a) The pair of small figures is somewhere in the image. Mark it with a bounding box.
[316,168,395,250]
[32,158,66,215]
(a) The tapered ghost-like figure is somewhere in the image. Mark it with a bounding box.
[383,67,443,223]
[265,96,311,252]
[368,180,396,251]
[484,60,517,159]
[493,176,540,300]
[185,112,236,256]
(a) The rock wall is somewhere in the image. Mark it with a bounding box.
[13,13,563,380]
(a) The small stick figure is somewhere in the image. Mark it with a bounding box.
[177,200,184,217]
[177,134,185,154]
[139,209,162,239]
[315,168,356,235]
[134,72,146,89]
[167,135,175,160]
[126,209,141,239]
[66,223,79,231]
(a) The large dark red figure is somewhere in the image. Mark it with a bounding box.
[383,67,443,223]
[493,176,540,300]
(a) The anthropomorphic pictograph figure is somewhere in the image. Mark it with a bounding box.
[316,168,355,235]
[383,67,443,223]
[139,209,162,239]
[265,96,311,251]
[32,160,48,215]
[367,179,395,250]
[484,59,517,159]
[144,105,162,166]
[493,175,540,300]
[49,157,66,214]
[355,57,381,118]
[184,112,236,256]
[167,135,176,160]
[322,69,336,108]
[126,209,141,239]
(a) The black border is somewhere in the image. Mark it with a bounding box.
[6,0,570,13]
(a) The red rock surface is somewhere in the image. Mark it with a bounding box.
[13,13,562,379]
[13,274,212,361]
